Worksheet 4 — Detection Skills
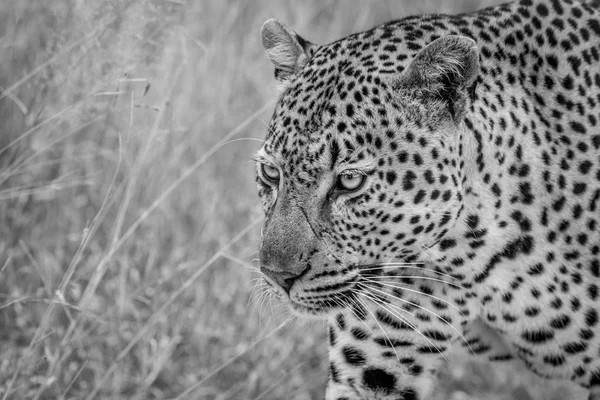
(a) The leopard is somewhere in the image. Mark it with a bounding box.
[253,0,600,399]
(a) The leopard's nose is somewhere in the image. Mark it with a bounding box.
[261,267,304,293]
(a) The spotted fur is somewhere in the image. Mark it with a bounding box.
[255,1,600,399]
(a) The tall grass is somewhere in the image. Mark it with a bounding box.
[0,1,586,399]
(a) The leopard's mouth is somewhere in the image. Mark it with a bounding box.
[287,287,359,317]
[260,265,363,317]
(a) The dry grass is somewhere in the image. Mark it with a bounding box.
[0,1,587,399]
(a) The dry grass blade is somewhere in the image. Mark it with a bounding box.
[84,217,262,400]
[0,2,136,104]
[74,99,273,316]
[0,98,85,159]
[0,255,12,279]
[168,319,288,400]
[0,297,103,323]
[2,359,22,400]
[60,360,89,399]
[252,362,305,400]
[1,114,105,182]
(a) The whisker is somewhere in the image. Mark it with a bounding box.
[359,282,473,356]
[249,286,269,316]
[249,282,268,305]
[355,295,400,361]
[342,294,376,338]
[246,277,264,286]
[359,276,464,315]
[359,274,467,290]
[255,287,271,321]
[420,236,443,253]
[268,291,277,321]
[358,286,448,361]
[360,263,460,282]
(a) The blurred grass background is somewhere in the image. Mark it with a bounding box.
[0,0,587,399]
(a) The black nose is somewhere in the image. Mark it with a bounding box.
[261,268,302,293]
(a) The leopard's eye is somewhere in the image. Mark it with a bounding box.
[336,171,366,192]
[261,163,280,182]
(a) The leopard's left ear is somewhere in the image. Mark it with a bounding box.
[395,35,479,122]
[261,18,316,83]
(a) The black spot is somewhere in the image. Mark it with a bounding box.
[570,121,587,134]
[376,310,412,330]
[438,240,456,253]
[589,18,600,37]
[341,346,366,366]
[518,182,534,204]
[506,235,534,257]
[585,308,598,327]
[546,54,559,69]
[491,183,501,197]
[423,330,451,341]
[563,341,588,354]
[589,284,598,300]
[536,3,549,16]
[336,313,346,330]
[386,171,397,185]
[591,259,599,277]
[413,190,426,204]
[397,151,408,163]
[525,306,540,317]
[403,171,417,191]
[350,327,369,340]
[362,367,396,393]
[511,210,532,232]
[373,336,413,348]
[550,297,563,309]
[417,345,445,354]
[527,263,544,275]
[579,329,593,341]
[329,326,337,346]
[549,314,571,329]
[543,354,565,366]
[346,104,355,118]
[522,329,554,343]
[401,387,418,400]
[408,364,423,376]
[329,362,341,383]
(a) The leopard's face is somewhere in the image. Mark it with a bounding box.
[255,33,477,316]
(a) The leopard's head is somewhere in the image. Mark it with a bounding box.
[255,19,479,316]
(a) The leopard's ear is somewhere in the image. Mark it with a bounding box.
[261,18,316,83]
[396,35,479,122]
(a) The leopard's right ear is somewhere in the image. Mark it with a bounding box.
[261,19,316,83]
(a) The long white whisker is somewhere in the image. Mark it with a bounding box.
[360,276,464,315]
[268,291,277,321]
[250,286,269,316]
[355,295,400,361]
[342,294,376,338]
[360,263,460,281]
[257,288,271,323]
[360,282,473,356]
[358,287,448,361]
[360,274,466,290]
